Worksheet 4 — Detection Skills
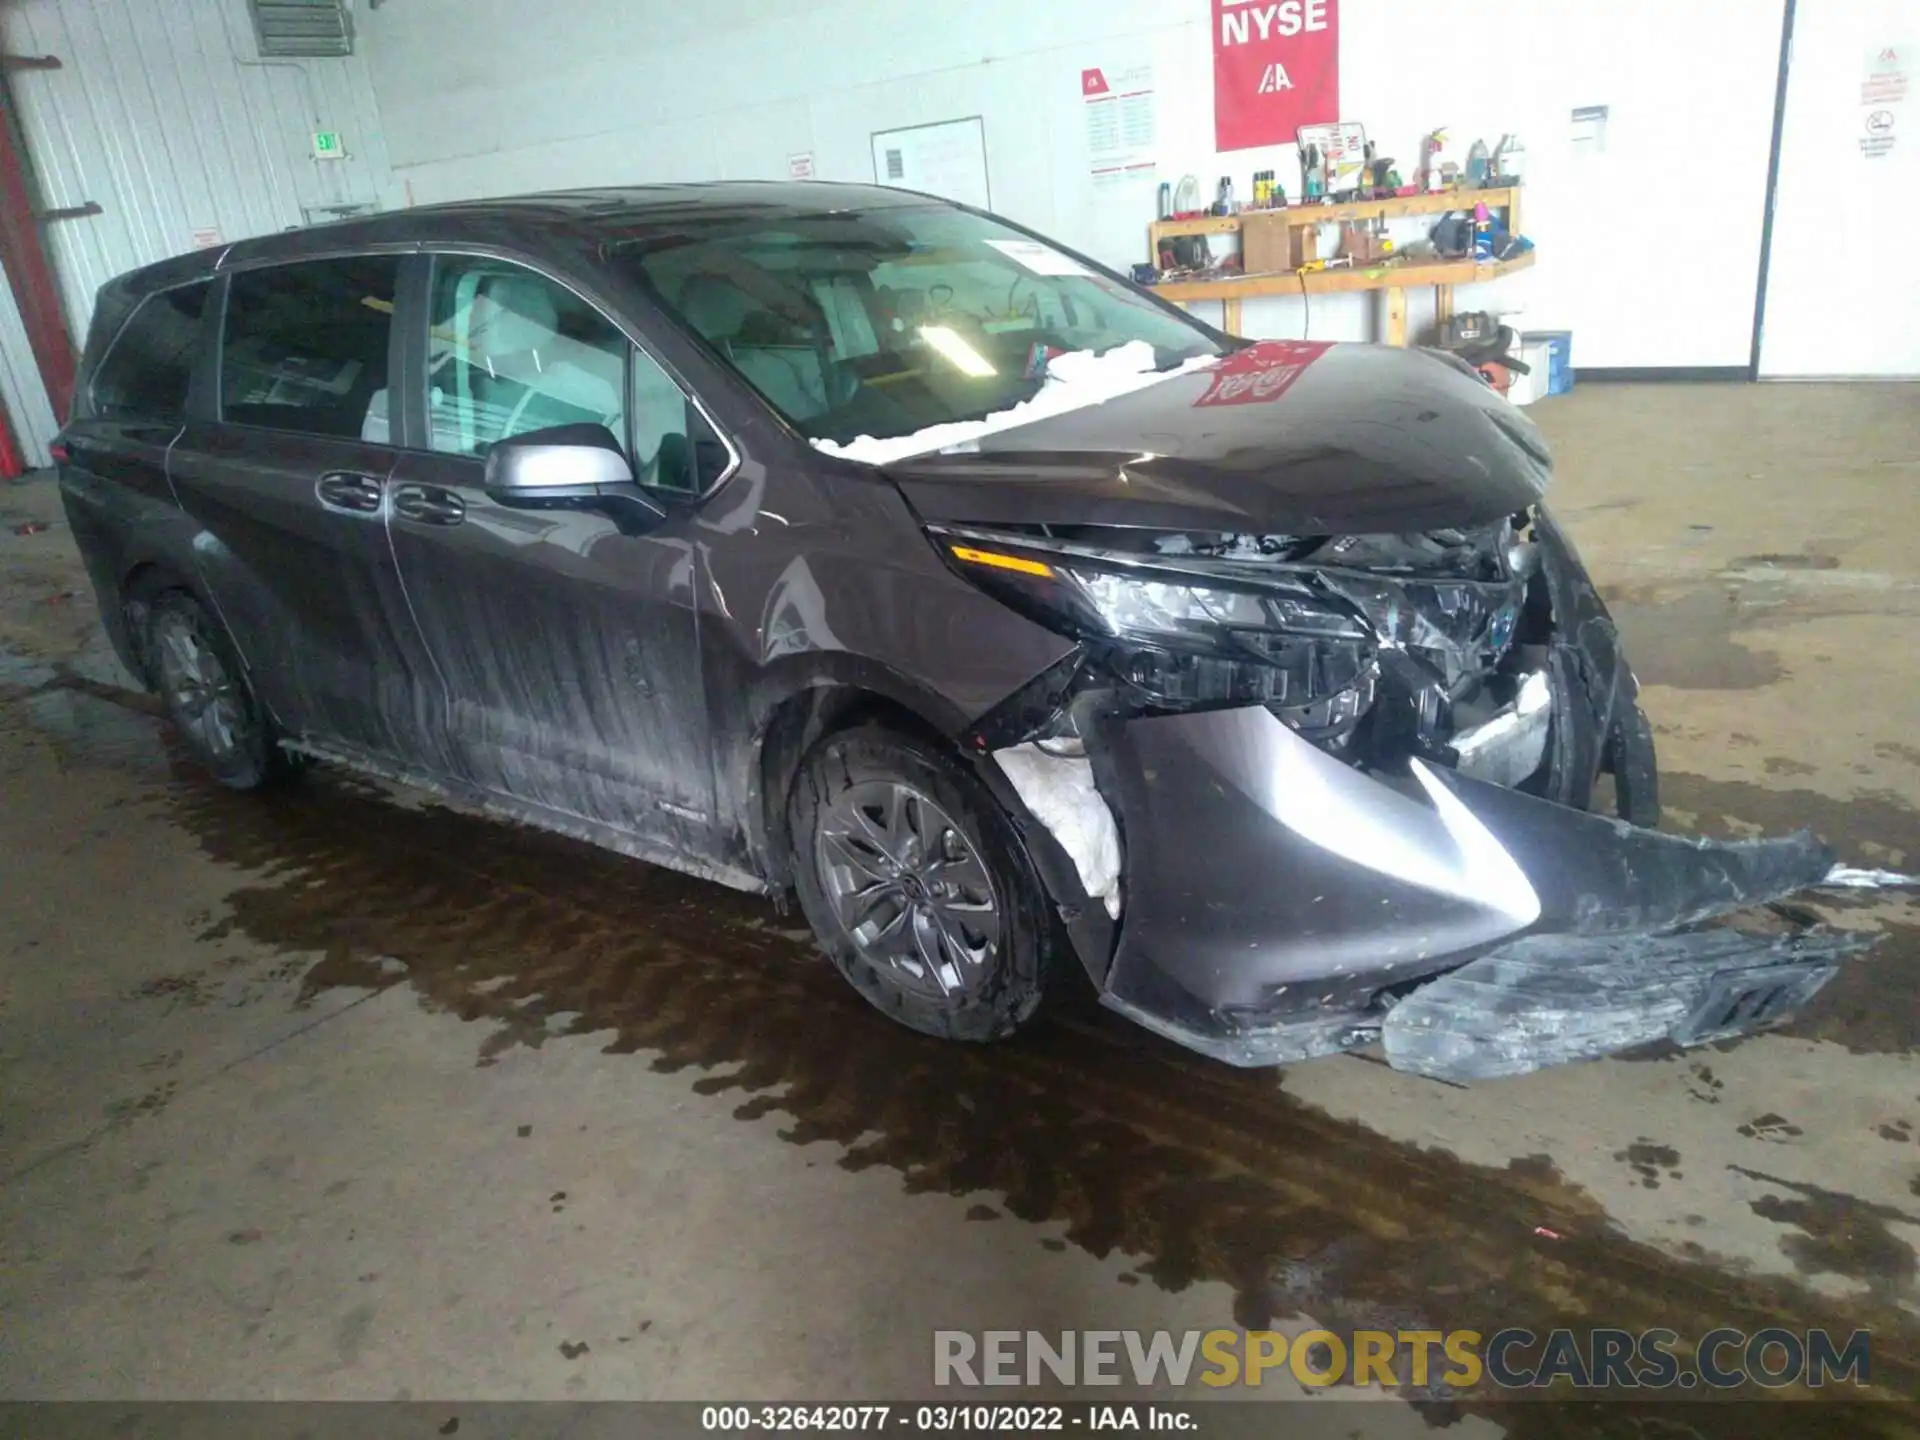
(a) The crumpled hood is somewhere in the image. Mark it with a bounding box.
[883,340,1553,536]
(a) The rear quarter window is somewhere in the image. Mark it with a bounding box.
[89,282,210,423]
[220,257,399,442]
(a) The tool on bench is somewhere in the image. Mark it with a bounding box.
[1301,144,1325,202]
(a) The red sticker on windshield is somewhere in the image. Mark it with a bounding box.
[1193,339,1332,407]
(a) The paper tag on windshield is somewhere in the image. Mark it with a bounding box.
[986,239,1092,277]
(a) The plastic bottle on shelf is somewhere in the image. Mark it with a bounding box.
[1466,138,1490,188]
[1422,129,1450,193]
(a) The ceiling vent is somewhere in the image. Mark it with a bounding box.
[248,0,354,58]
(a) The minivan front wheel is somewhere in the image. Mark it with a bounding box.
[148,592,289,790]
[789,725,1053,1042]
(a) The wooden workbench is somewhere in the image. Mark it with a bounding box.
[1148,185,1529,345]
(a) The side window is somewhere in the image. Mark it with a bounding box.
[628,345,711,494]
[427,259,626,458]
[221,257,399,442]
[91,282,210,422]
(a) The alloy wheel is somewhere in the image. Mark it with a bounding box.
[153,614,249,761]
[815,780,1001,1001]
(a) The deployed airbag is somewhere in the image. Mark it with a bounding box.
[995,743,1123,920]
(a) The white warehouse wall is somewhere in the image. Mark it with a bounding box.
[0,0,396,462]
[362,0,1786,371]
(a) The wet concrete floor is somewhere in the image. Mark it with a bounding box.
[3,383,1919,1432]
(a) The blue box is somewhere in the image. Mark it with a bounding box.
[1522,331,1573,394]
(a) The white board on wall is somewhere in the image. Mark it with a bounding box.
[870,117,991,209]
[1760,0,1918,376]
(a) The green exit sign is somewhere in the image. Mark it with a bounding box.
[312,130,345,160]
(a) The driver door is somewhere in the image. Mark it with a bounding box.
[384,254,719,860]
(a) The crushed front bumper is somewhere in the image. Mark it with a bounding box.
[972,508,1892,1079]
[1083,702,1869,1078]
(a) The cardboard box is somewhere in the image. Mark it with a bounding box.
[1337,221,1389,264]
[1242,213,1316,274]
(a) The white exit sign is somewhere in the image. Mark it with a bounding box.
[312,130,345,160]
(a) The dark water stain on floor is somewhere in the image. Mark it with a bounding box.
[1661,772,1920,1056]
[13,684,1920,1429]
[1603,568,1894,696]
[1729,554,1843,572]
[1733,1166,1920,1296]
[132,766,1920,1421]
[1603,589,1783,691]
[1616,1141,1682,1189]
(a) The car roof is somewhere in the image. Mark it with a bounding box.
[107,182,946,299]
[402,180,932,224]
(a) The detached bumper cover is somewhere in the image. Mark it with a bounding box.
[1380,929,1868,1081]
[1088,704,1871,1077]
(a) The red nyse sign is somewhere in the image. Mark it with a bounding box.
[1214,0,1340,152]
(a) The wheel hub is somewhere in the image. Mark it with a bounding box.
[815,780,1001,1001]
[154,616,248,761]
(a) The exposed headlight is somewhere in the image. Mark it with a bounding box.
[1074,570,1368,644]
[939,532,1372,709]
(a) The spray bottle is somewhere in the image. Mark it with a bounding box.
[1422,128,1451,193]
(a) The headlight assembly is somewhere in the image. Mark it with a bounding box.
[938,531,1373,709]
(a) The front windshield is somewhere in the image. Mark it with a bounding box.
[611,203,1225,445]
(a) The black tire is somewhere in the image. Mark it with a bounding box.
[145,591,295,791]
[788,724,1054,1043]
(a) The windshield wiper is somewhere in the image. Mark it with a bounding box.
[1153,346,1212,372]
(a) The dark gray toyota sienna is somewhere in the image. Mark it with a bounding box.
[57,182,1877,1079]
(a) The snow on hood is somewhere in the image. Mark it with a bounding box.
[810,340,1220,467]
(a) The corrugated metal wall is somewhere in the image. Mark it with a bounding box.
[0,280,58,466]
[0,0,396,465]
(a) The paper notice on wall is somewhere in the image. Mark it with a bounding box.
[1858,43,1906,159]
[1861,108,1898,159]
[788,152,816,181]
[1082,63,1156,189]
[871,117,991,209]
[189,226,222,249]
[1863,43,1909,106]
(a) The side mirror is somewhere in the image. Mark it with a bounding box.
[484,422,634,498]
[483,423,665,526]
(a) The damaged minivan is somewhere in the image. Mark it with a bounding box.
[58,183,1895,1080]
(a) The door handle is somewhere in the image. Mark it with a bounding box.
[315,471,386,514]
[391,483,467,527]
